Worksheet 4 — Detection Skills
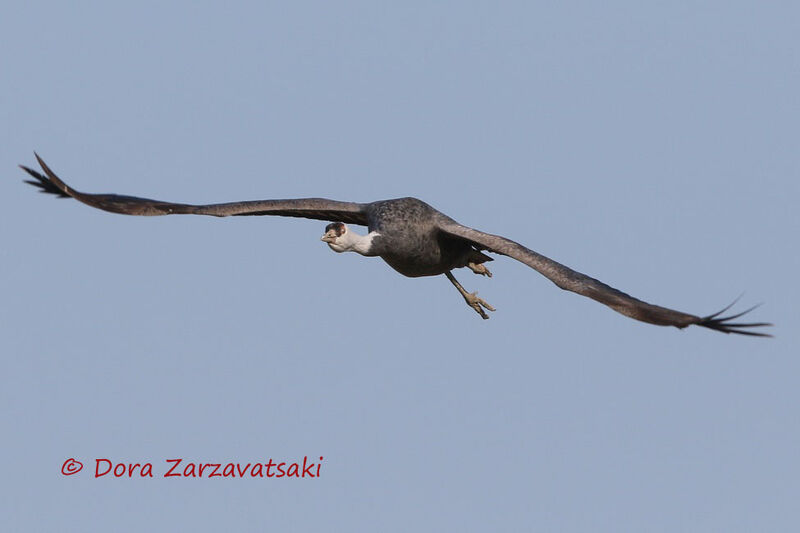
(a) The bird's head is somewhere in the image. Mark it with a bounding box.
[321,222,350,252]
[321,222,379,256]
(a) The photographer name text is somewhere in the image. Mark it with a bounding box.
[61,457,324,479]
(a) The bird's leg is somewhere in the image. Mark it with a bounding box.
[467,262,492,277]
[445,271,495,320]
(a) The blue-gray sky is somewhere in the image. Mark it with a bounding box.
[2,1,798,531]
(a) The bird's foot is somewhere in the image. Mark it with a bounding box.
[464,291,495,319]
[468,262,492,277]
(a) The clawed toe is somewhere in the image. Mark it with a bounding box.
[445,271,496,320]
[464,291,495,320]
[467,262,492,277]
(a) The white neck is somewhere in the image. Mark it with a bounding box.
[330,230,380,256]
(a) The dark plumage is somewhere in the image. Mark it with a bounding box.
[20,153,772,336]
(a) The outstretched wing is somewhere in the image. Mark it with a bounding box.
[438,221,772,336]
[20,154,369,225]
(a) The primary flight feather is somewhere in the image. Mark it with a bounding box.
[20,153,771,336]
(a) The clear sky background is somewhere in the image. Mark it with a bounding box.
[1,1,798,531]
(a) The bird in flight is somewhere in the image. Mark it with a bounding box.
[20,154,771,336]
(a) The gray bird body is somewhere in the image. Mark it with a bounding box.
[20,154,771,336]
[364,198,487,277]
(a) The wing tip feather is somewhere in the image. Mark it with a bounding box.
[20,157,71,198]
[697,299,773,337]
